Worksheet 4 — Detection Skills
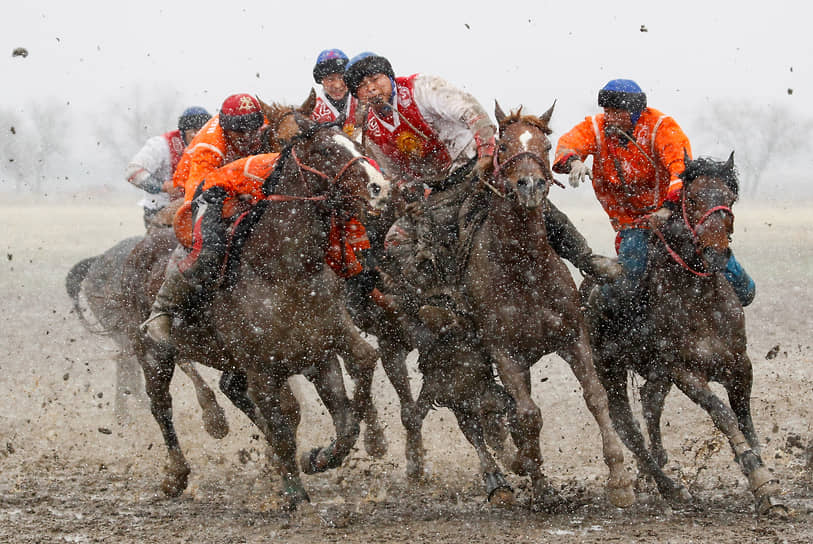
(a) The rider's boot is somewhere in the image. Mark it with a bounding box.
[544,201,622,283]
[724,253,756,307]
[141,187,228,347]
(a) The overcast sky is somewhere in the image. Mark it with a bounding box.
[2,1,812,196]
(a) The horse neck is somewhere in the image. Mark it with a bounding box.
[649,219,721,297]
[486,195,552,264]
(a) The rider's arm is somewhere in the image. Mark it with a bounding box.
[654,116,692,203]
[125,136,171,194]
[553,117,599,173]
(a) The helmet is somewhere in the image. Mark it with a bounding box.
[313,48,349,83]
[219,93,264,132]
[597,79,647,112]
[178,106,211,132]
[343,52,395,96]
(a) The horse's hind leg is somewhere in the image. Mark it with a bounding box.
[452,407,514,506]
[640,375,672,467]
[138,347,190,497]
[176,359,229,440]
[339,350,387,459]
[300,355,360,474]
[557,335,635,508]
[725,354,760,452]
[670,367,785,516]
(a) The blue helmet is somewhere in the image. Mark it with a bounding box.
[178,106,211,132]
[597,79,647,112]
[343,52,395,96]
[313,48,349,83]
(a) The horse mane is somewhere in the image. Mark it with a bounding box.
[498,106,553,136]
[680,152,739,198]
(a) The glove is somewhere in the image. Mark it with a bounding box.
[568,159,591,187]
[648,207,672,230]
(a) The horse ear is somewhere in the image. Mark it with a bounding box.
[256,95,275,120]
[725,151,735,171]
[299,88,317,115]
[683,147,691,167]
[540,100,556,127]
[495,100,506,124]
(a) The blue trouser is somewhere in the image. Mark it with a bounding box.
[601,228,755,307]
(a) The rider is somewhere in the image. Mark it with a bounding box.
[343,52,619,338]
[553,78,755,312]
[142,94,271,345]
[125,106,211,228]
[310,48,360,139]
[172,93,270,202]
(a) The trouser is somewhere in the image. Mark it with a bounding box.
[149,188,228,319]
[599,227,756,308]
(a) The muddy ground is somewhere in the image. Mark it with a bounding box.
[1,195,811,543]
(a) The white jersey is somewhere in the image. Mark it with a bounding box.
[125,131,183,210]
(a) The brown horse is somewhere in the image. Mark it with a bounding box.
[65,235,228,436]
[583,153,786,516]
[458,103,635,509]
[126,115,390,509]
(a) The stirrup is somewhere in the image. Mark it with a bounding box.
[139,311,172,332]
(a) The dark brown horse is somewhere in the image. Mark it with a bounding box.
[458,103,635,508]
[126,115,390,509]
[583,152,785,516]
[65,236,228,435]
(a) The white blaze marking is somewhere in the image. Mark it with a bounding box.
[331,133,391,208]
[519,130,533,151]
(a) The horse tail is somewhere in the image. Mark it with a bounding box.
[65,255,101,332]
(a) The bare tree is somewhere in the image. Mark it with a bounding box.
[694,101,813,195]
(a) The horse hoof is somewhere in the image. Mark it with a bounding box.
[488,487,516,508]
[160,472,189,498]
[757,494,789,518]
[202,404,229,440]
[607,482,636,508]
[363,424,388,459]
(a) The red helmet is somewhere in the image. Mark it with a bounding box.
[219,93,263,132]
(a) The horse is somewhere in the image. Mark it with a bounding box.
[65,236,228,436]
[125,113,390,509]
[456,102,635,509]
[582,152,786,516]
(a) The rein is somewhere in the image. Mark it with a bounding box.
[651,187,734,278]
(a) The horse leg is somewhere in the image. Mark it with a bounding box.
[175,359,229,440]
[724,354,760,453]
[670,367,786,516]
[247,370,309,510]
[489,349,557,510]
[138,348,190,497]
[639,375,672,467]
[299,355,360,474]
[452,407,515,506]
[594,354,689,504]
[339,350,387,459]
[337,321,379,437]
[557,334,635,508]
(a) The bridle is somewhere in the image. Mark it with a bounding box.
[483,123,561,198]
[652,184,734,277]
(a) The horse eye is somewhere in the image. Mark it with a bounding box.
[498,144,507,152]
[370,184,381,196]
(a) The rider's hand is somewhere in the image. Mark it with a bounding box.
[568,159,591,188]
[472,154,493,180]
[648,207,672,230]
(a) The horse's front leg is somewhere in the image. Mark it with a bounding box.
[337,316,379,431]
[670,366,786,517]
[558,329,635,508]
[247,369,309,510]
[176,359,229,439]
[138,348,190,497]
[639,374,672,468]
[490,349,555,510]
[300,354,360,474]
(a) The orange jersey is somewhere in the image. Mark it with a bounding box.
[554,108,691,231]
[173,114,269,201]
[200,153,280,203]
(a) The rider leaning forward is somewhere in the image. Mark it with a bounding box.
[343,52,619,344]
[141,93,272,345]
[553,79,756,316]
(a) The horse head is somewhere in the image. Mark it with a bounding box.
[492,101,556,209]
[274,115,390,216]
[678,150,738,271]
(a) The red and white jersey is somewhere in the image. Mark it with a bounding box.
[362,74,495,185]
[310,87,359,140]
[125,129,185,210]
